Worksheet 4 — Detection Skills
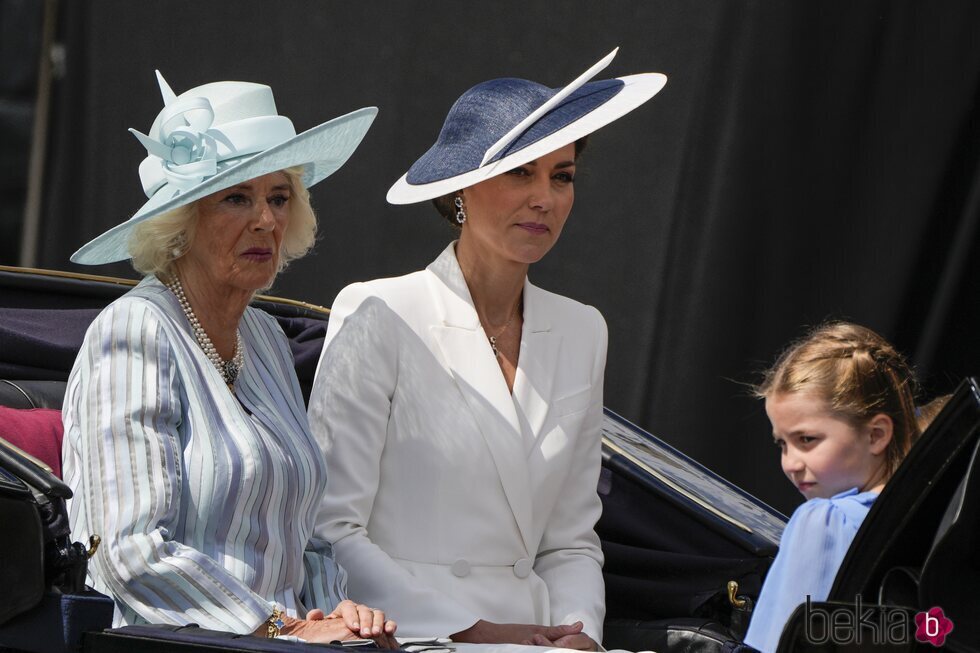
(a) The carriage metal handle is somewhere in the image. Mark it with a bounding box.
[87,534,101,559]
[727,580,747,609]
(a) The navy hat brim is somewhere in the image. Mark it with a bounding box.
[387,72,666,205]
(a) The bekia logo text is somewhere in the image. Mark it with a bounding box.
[804,597,954,647]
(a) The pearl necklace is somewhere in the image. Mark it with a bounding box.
[164,276,244,388]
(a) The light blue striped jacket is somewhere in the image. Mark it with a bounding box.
[63,276,346,633]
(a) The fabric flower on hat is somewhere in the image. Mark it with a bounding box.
[131,95,220,194]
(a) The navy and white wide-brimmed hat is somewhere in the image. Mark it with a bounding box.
[72,72,377,265]
[387,48,666,205]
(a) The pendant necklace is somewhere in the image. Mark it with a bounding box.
[484,298,522,359]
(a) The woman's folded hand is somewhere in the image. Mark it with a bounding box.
[252,602,398,649]
[526,627,599,651]
[453,619,597,650]
[308,602,398,648]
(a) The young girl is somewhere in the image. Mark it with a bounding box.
[743,322,920,653]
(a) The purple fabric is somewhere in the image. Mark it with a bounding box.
[0,406,64,478]
[0,305,328,403]
[260,314,327,403]
[0,308,100,381]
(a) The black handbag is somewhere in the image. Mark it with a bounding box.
[83,624,368,653]
[0,437,113,652]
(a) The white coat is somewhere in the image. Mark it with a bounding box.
[308,243,607,640]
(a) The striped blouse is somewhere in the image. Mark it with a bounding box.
[62,276,347,633]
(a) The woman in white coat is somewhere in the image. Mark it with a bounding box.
[308,50,667,650]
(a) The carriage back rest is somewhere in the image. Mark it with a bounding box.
[1,380,67,410]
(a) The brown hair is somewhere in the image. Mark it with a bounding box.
[432,136,589,228]
[916,394,952,432]
[756,322,920,483]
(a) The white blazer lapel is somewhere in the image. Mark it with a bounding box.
[426,245,534,552]
[512,280,561,447]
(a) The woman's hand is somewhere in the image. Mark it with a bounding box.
[252,604,398,649]
[308,602,398,648]
[452,619,596,648]
[279,614,359,644]
[526,626,599,651]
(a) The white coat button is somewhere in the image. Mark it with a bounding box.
[451,559,471,577]
[513,558,532,578]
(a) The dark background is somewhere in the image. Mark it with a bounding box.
[2,1,978,516]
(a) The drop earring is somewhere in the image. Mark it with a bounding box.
[454,195,467,225]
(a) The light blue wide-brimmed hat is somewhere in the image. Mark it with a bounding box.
[72,72,378,265]
[386,48,666,204]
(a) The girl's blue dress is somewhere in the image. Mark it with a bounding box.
[743,488,878,653]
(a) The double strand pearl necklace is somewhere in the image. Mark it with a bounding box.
[164,275,244,388]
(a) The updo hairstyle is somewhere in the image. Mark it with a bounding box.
[756,321,920,482]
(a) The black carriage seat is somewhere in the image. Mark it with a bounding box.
[0,379,67,410]
[827,378,980,653]
[915,438,980,648]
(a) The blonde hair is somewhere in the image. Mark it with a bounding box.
[756,322,920,482]
[128,166,316,278]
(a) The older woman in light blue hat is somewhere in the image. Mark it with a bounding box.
[309,49,667,649]
[62,72,398,645]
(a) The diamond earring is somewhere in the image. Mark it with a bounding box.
[454,196,467,225]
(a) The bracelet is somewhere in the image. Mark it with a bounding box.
[266,607,285,638]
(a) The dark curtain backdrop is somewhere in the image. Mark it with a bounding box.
[0,0,44,264]
[29,1,980,516]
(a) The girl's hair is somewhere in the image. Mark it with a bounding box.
[129,166,316,279]
[916,394,952,432]
[431,136,589,228]
[756,321,920,482]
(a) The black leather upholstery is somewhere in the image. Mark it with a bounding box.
[0,380,67,410]
[604,617,755,653]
